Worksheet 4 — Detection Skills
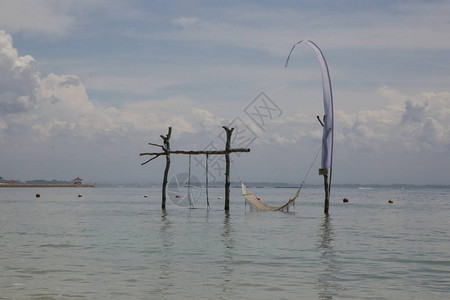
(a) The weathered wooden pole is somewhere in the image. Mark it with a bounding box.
[161,127,172,210]
[319,168,330,215]
[323,171,330,215]
[318,115,331,215]
[222,126,234,211]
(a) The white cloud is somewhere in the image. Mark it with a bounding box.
[172,17,199,28]
[0,31,204,146]
[336,87,450,154]
[401,100,428,124]
[0,1,75,36]
[0,0,146,38]
[0,30,39,114]
[192,108,221,129]
[84,75,177,95]
[140,1,450,57]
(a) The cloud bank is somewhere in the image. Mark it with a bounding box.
[0,30,207,182]
[1,0,450,186]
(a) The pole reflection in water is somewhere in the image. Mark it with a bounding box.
[315,216,342,300]
[157,210,174,296]
[220,211,235,297]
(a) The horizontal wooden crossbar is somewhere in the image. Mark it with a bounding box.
[140,148,250,156]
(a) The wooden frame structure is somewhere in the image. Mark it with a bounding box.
[140,126,250,210]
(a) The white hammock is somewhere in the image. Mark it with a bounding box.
[240,142,321,212]
[241,182,301,212]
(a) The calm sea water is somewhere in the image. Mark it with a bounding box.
[0,185,449,299]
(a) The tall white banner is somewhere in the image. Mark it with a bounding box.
[285,40,334,170]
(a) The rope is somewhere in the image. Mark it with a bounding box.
[206,154,210,210]
[230,155,243,183]
[235,144,321,189]
[285,145,322,205]
[187,154,194,208]
[298,145,322,187]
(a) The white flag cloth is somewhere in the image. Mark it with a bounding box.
[285,40,334,170]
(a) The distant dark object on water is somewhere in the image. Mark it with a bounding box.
[144,195,148,198]
[343,198,349,203]
[78,194,82,198]
[388,199,393,204]
[35,193,40,198]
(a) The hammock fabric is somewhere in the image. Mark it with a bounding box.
[241,182,301,212]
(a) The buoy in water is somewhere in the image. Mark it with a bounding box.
[343,198,349,203]
[35,193,40,198]
[218,196,222,199]
[175,195,181,198]
[144,195,148,198]
[256,197,261,201]
[78,194,82,198]
[388,199,393,204]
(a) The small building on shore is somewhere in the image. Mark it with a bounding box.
[6,180,22,185]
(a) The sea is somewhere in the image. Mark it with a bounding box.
[0,185,449,299]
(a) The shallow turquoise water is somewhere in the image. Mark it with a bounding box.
[1,186,449,299]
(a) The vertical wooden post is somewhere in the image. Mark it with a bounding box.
[223,126,234,211]
[320,168,330,215]
[323,173,330,215]
[161,127,172,210]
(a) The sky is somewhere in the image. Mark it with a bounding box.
[0,0,449,185]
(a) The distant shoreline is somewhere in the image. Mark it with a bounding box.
[0,184,95,188]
